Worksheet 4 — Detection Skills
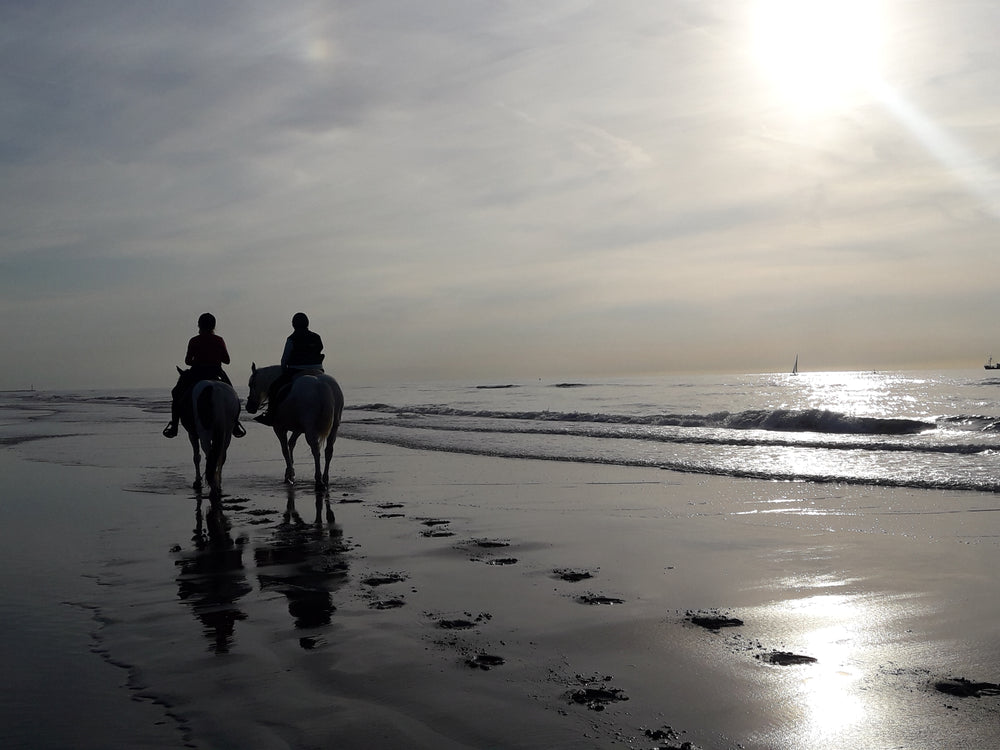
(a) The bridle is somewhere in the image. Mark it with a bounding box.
[247,370,267,411]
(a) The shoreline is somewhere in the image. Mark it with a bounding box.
[1,404,999,748]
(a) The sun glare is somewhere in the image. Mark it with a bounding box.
[752,0,883,112]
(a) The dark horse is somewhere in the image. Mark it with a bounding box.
[176,367,241,499]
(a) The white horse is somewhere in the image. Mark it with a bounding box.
[177,371,241,499]
[245,363,344,487]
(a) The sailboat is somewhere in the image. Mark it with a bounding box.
[791,354,798,376]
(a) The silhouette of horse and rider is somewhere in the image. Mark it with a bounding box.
[165,312,344,493]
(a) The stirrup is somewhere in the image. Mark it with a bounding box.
[253,413,274,426]
[163,423,178,438]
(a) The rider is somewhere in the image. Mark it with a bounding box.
[163,312,246,439]
[254,312,324,426]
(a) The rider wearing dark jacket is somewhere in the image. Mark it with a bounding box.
[163,313,245,438]
[255,312,324,425]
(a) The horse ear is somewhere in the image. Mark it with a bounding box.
[251,362,257,372]
[176,365,184,374]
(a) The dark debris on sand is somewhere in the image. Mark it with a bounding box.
[421,529,455,538]
[576,593,624,605]
[644,726,699,750]
[567,674,629,712]
[369,597,406,610]
[484,557,518,566]
[435,611,492,630]
[934,677,1000,698]
[685,609,744,632]
[465,653,506,670]
[362,572,407,587]
[757,651,818,666]
[554,568,594,582]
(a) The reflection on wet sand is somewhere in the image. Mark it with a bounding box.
[175,496,251,653]
[254,486,348,644]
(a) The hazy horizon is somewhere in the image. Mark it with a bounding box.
[4,1,1000,390]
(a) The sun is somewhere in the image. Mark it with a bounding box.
[752,0,884,112]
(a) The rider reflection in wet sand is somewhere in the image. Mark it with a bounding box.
[163,312,246,439]
[254,312,324,427]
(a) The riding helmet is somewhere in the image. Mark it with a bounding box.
[292,312,309,330]
[198,312,216,331]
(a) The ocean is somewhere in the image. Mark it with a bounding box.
[6,368,999,494]
[343,369,1000,493]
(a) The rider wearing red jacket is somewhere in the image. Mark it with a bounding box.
[163,313,246,438]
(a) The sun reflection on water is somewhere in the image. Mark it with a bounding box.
[791,596,867,736]
[756,590,896,746]
[783,370,913,418]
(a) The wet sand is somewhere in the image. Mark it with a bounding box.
[1,397,999,749]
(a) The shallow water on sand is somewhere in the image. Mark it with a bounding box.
[0,451,188,749]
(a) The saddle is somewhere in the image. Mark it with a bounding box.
[273,369,323,404]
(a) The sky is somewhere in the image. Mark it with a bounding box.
[3,0,1000,390]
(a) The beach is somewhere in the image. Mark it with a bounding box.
[1,391,999,749]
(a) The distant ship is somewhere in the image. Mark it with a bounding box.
[985,356,1000,370]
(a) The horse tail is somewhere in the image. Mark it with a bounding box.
[315,381,336,437]
[197,384,215,433]
[330,379,345,432]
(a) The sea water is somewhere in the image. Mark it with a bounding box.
[4,368,1000,493]
[344,369,1000,493]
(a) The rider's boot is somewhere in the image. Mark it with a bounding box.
[233,420,246,438]
[253,412,273,426]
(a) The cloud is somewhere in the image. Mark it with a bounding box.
[2,1,1000,388]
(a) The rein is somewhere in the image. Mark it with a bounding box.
[248,372,268,407]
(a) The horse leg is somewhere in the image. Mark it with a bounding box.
[278,429,296,484]
[206,439,228,500]
[188,431,202,490]
[307,434,323,488]
[321,430,337,487]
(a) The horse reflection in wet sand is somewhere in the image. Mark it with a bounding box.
[175,496,251,653]
[178,373,241,499]
[254,486,348,641]
[245,364,344,488]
